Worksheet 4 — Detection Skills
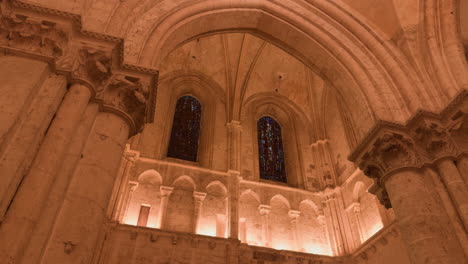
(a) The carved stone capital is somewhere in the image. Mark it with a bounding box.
[258,205,271,216]
[350,91,468,209]
[411,119,459,160]
[447,112,468,152]
[59,49,154,136]
[1,5,158,137]
[0,14,69,58]
[62,48,113,92]
[350,130,422,209]
[193,191,207,202]
[288,210,301,221]
[356,131,427,183]
[160,186,174,197]
[99,74,151,134]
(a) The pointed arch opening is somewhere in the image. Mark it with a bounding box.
[257,116,287,183]
[167,95,202,162]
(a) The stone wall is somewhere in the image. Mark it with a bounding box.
[352,223,411,264]
[98,224,347,264]
[98,222,409,264]
[111,152,394,257]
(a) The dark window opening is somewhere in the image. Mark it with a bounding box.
[167,96,202,162]
[257,116,287,183]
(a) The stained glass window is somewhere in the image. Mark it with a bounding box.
[167,96,202,162]
[257,116,287,183]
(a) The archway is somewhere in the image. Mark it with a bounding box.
[87,0,436,140]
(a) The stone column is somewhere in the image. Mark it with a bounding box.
[119,181,139,223]
[227,121,242,171]
[448,113,468,185]
[21,103,100,263]
[288,210,301,251]
[323,193,346,256]
[228,171,241,239]
[436,158,468,230]
[258,204,271,247]
[193,191,207,233]
[348,202,365,243]
[317,212,332,255]
[424,167,468,255]
[457,155,468,186]
[40,112,130,264]
[0,74,67,221]
[0,83,92,262]
[158,186,174,229]
[386,169,464,263]
[39,72,152,264]
[311,140,339,189]
[109,149,139,221]
[412,120,468,231]
[353,131,465,264]
[227,121,242,239]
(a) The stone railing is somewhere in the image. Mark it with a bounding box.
[98,223,347,264]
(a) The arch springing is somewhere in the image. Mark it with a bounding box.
[257,116,287,183]
[167,96,202,162]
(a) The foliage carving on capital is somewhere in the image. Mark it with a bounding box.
[447,112,468,152]
[357,132,426,183]
[412,121,458,160]
[100,74,150,132]
[70,48,112,89]
[0,15,68,57]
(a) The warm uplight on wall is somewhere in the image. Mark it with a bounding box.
[197,216,227,238]
[197,223,217,237]
[272,241,292,251]
[123,210,138,226]
[367,221,384,240]
[302,244,331,256]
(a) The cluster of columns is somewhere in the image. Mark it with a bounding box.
[227,121,242,240]
[351,111,468,264]
[347,203,365,243]
[129,185,208,234]
[253,205,305,251]
[310,141,339,189]
[322,192,352,255]
[0,80,138,264]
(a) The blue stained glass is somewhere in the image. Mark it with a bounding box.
[167,96,201,162]
[257,116,287,183]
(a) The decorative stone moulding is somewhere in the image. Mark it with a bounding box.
[0,14,68,58]
[349,90,468,208]
[0,0,159,136]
